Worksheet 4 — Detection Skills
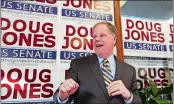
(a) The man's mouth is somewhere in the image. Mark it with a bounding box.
[96,44,103,47]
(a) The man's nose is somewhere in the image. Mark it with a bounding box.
[94,38,101,43]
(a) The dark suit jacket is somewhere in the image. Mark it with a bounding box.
[53,54,142,104]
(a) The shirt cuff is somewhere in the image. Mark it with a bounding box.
[57,95,69,103]
[124,92,133,104]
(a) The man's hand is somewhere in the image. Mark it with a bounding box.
[58,78,79,100]
[108,80,131,100]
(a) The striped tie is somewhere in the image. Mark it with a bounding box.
[101,59,113,88]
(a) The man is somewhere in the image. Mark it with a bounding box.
[53,22,142,103]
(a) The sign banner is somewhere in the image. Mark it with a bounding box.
[122,17,169,58]
[165,23,173,58]
[57,1,116,82]
[1,0,116,103]
[2,0,172,103]
[125,56,173,91]
[1,0,59,103]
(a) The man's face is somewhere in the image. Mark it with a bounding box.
[93,24,116,58]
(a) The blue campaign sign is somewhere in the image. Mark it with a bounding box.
[124,42,167,52]
[1,48,56,59]
[60,51,93,60]
[62,9,112,21]
[1,0,57,15]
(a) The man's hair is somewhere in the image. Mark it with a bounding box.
[92,22,118,37]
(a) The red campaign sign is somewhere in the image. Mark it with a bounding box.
[125,19,165,43]
[1,17,55,48]
[1,68,53,100]
[136,67,173,91]
[62,25,93,50]
[63,0,111,12]
[65,25,93,38]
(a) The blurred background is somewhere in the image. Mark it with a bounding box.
[120,0,173,22]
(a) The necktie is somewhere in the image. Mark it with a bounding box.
[101,59,113,88]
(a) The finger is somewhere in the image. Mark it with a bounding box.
[73,84,79,91]
[111,90,122,96]
[69,79,76,85]
[65,80,74,89]
[108,81,120,89]
[108,86,120,96]
[75,83,79,88]
[108,86,119,94]
[69,79,77,88]
[63,84,71,91]
[65,79,76,87]
[108,83,120,91]
[60,85,68,93]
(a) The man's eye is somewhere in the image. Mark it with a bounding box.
[93,36,97,38]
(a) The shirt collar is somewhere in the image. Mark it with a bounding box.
[98,54,115,65]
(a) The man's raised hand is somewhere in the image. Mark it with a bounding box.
[58,78,79,100]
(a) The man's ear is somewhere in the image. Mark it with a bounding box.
[112,35,116,40]
[113,35,117,46]
[114,40,117,46]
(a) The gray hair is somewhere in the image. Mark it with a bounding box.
[92,22,118,37]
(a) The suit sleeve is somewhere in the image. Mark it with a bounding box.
[66,59,78,81]
[53,59,78,104]
[131,67,142,104]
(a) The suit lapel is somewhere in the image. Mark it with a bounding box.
[114,56,125,81]
[87,54,109,100]
[86,54,125,101]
